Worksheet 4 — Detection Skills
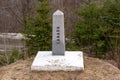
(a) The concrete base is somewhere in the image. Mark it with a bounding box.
[31,51,84,71]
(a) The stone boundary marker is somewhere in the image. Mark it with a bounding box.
[31,10,84,71]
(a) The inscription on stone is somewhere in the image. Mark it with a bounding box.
[52,10,65,55]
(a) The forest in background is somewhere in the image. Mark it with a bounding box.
[0,0,104,32]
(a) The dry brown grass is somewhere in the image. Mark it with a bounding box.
[0,56,120,80]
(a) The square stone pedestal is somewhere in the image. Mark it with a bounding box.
[31,51,84,71]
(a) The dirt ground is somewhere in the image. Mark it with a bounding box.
[0,56,120,80]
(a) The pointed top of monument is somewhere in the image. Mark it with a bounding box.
[53,10,63,15]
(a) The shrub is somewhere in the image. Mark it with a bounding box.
[22,0,52,55]
[74,0,120,58]
[0,49,24,65]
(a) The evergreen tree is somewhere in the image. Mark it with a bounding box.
[22,0,52,55]
[74,0,120,58]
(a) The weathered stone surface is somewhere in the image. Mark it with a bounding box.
[31,51,84,71]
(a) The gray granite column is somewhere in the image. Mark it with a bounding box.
[52,10,65,55]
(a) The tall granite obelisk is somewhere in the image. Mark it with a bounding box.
[52,10,65,55]
[31,10,84,71]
